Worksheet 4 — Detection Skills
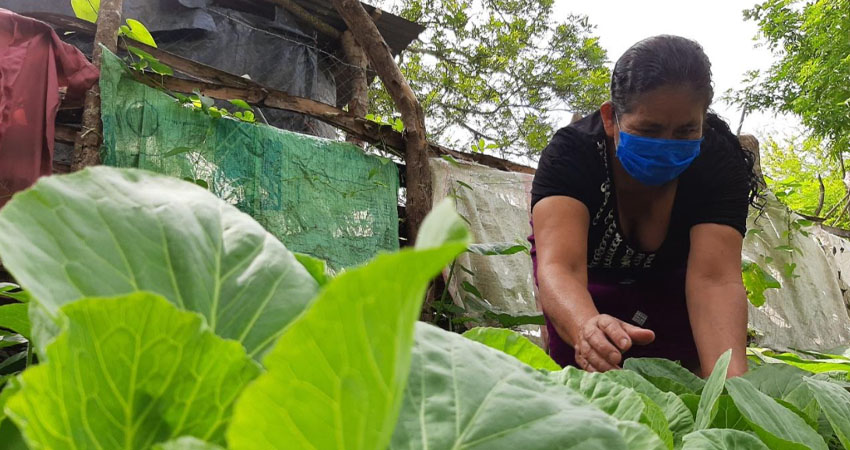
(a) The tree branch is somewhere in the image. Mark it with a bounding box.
[333,0,431,243]
[72,0,124,170]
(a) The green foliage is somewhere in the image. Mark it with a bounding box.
[370,0,609,159]
[694,349,732,430]
[742,259,782,307]
[734,0,850,158]
[0,169,849,449]
[70,0,99,23]
[462,327,560,371]
[0,167,319,358]
[7,294,260,449]
[760,134,849,226]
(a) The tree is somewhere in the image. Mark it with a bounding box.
[761,134,850,225]
[732,0,850,158]
[370,0,610,160]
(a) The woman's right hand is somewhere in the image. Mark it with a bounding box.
[574,314,655,372]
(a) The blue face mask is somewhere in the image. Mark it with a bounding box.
[614,114,703,186]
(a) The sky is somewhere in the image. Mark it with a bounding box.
[553,0,801,140]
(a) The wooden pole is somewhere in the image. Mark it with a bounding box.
[71,0,124,170]
[331,0,432,243]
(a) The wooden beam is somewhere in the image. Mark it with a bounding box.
[29,13,536,174]
[71,0,125,171]
[267,0,341,39]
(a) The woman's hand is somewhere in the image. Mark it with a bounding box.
[575,314,655,372]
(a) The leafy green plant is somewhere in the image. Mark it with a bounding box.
[0,168,849,449]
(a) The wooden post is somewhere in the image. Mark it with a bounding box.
[340,30,369,147]
[71,0,124,171]
[331,0,432,243]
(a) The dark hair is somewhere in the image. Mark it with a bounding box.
[611,35,713,114]
[611,35,763,207]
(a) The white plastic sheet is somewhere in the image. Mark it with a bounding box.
[429,158,538,320]
[743,195,850,351]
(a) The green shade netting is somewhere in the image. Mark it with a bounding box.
[98,50,399,270]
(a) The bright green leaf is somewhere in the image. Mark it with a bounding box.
[0,304,29,339]
[153,437,225,450]
[228,240,467,450]
[742,260,781,307]
[0,167,319,358]
[467,242,529,255]
[726,377,828,450]
[415,197,471,249]
[6,294,260,449]
[462,327,560,371]
[229,99,252,111]
[71,0,99,23]
[120,19,158,48]
[293,253,332,286]
[695,349,731,429]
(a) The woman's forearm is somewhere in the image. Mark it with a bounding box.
[537,265,598,346]
[685,280,749,377]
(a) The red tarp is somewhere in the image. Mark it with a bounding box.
[0,9,98,207]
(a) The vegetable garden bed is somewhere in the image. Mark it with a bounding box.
[0,168,848,449]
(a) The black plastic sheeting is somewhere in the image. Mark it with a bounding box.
[4,0,339,139]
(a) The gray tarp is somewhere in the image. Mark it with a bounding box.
[6,0,337,138]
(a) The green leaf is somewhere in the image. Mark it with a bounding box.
[440,154,461,167]
[461,280,484,299]
[153,437,225,450]
[604,370,695,447]
[120,19,158,48]
[624,358,706,395]
[743,364,819,422]
[228,241,467,450]
[390,323,633,449]
[0,303,29,339]
[695,349,732,429]
[774,245,796,252]
[293,253,332,286]
[462,327,560,371]
[415,197,471,249]
[455,180,474,190]
[726,377,828,450]
[709,395,751,431]
[552,367,670,449]
[71,0,99,23]
[0,167,319,358]
[163,146,194,157]
[0,375,21,424]
[742,260,782,307]
[482,310,546,326]
[229,99,252,111]
[804,377,850,448]
[6,293,261,449]
[467,242,530,255]
[0,419,26,450]
[682,429,769,450]
[0,284,30,303]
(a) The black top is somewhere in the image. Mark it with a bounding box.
[531,111,750,271]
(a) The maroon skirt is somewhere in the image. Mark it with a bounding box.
[529,236,699,369]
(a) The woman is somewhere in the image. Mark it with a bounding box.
[530,35,760,377]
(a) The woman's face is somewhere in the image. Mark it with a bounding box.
[609,85,706,141]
